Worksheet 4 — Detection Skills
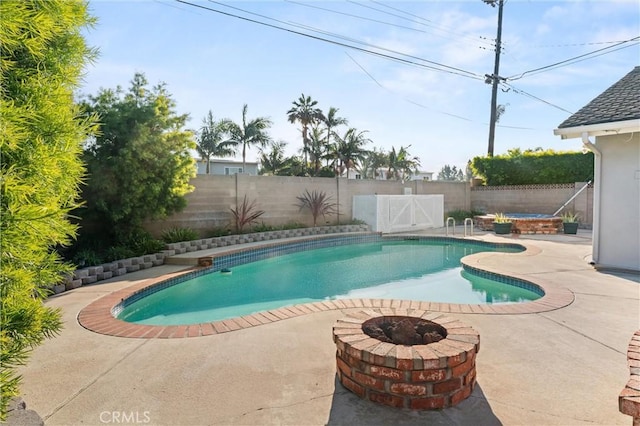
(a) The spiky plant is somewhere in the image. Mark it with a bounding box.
[295,190,338,227]
[230,196,265,233]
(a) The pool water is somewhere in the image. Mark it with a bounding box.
[118,240,540,325]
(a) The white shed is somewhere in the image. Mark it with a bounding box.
[554,67,640,272]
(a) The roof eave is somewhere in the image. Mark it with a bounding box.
[553,119,640,140]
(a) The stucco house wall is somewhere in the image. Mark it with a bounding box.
[554,66,640,272]
[594,133,640,270]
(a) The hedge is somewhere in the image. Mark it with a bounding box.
[470,150,594,186]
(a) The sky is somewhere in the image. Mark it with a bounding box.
[80,0,640,174]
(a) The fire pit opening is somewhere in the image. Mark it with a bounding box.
[362,316,447,345]
[333,310,480,410]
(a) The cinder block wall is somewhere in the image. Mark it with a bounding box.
[143,175,469,237]
[470,183,593,225]
[143,176,593,237]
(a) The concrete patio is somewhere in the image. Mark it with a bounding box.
[16,229,640,425]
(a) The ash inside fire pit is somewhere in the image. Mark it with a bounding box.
[362,316,447,345]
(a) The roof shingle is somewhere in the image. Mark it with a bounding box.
[558,66,640,129]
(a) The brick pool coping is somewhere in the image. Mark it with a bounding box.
[619,330,640,423]
[77,239,575,339]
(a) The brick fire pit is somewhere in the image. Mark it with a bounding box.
[333,309,480,410]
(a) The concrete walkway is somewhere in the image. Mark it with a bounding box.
[17,230,639,425]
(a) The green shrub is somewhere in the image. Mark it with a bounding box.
[205,226,232,238]
[471,149,594,185]
[104,246,136,262]
[1,0,95,415]
[116,228,164,256]
[251,222,275,233]
[279,222,306,230]
[446,209,485,223]
[161,227,198,243]
[132,238,165,256]
[72,249,103,268]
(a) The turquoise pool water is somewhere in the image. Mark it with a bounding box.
[118,239,541,326]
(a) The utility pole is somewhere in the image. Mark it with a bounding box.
[484,0,504,157]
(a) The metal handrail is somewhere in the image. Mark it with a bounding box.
[446,217,456,236]
[553,180,592,216]
[464,218,474,237]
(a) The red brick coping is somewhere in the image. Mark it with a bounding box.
[78,266,573,339]
[619,330,640,424]
[333,310,479,409]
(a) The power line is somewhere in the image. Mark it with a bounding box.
[507,36,640,81]
[172,0,483,80]
[289,21,484,81]
[208,0,482,79]
[503,82,574,114]
[285,0,435,35]
[347,52,538,130]
[172,0,623,124]
[345,51,475,121]
[523,40,635,48]
[346,0,496,49]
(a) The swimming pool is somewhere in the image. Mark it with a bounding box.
[115,236,542,326]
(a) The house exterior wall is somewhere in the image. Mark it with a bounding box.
[595,133,640,271]
[196,160,258,175]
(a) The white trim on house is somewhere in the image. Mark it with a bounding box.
[553,118,640,139]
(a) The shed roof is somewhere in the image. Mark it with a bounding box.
[557,66,640,129]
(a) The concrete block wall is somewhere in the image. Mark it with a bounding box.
[144,175,469,238]
[470,183,593,227]
[144,176,593,237]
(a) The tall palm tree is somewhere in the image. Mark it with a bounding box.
[323,107,348,166]
[387,145,421,182]
[286,93,324,167]
[226,104,272,172]
[333,128,371,179]
[196,110,236,174]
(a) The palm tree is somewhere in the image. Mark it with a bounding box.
[286,93,324,166]
[358,147,388,179]
[387,145,421,182]
[258,141,305,176]
[307,125,327,176]
[333,128,371,179]
[258,141,289,175]
[226,104,272,172]
[323,107,348,166]
[195,110,236,174]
